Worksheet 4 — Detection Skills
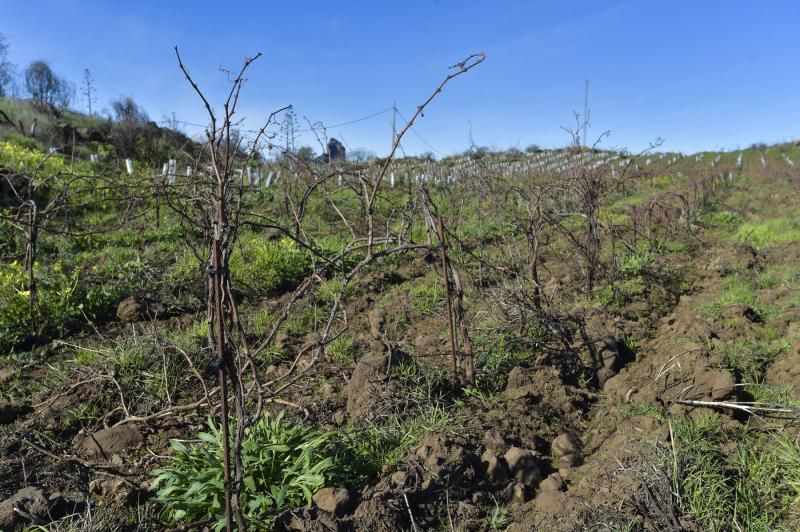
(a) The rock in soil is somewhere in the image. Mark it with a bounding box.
[534,488,567,514]
[116,295,165,321]
[344,350,409,421]
[313,487,356,517]
[0,368,15,384]
[540,473,565,492]
[481,448,510,483]
[503,481,531,503]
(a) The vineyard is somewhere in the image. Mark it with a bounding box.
[1,53,800,532]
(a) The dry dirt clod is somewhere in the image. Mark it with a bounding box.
[88,477,133,503]
[481,448,510,483]
[534,488,566,514]
[539,472,565,492]
[504,481,530,503]
[390,470,407,487]
[344,350,408,421]
[312,487,356,517]
[116,295,165,321]
[503,446,543,487]
[367,307,385,338]
[0,368,15,384]
[551,432,582,458]
[557,453,584,469]
[74,424,143,460]
[0,486,50,530]
[596,367,616,388]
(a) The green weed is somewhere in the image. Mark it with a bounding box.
[700,275,768,318]
[671,412,800,531]
[340,403,452,480]
[152,411,337,530]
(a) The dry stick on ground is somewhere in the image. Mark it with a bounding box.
[673,399,798,418]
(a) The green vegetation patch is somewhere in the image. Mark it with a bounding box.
[152,412,337,530]
[231,236,310,296]
[717,338,791,383]
[700,275,772,319]
[735,218,800,248]
[672,413,800,531]
[0,260,127,352]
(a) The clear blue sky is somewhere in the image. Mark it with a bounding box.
[2,0,798,157]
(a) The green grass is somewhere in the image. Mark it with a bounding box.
[248,307,277,336]
[621,401,666,422]
[339,402,452,480]
[409,280,446,315]
[314,276,356,306]
[670,412,800,531]
[757,263,800,290]
[717,338,791,383]
[700,275,770,319]
[326,334,357,364]
[735,218,800,248]
[472,333,531,394]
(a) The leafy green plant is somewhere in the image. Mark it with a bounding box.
[618,244,658,277]
[698,209,743,227]
[0,259,126,352]
[152,411,337,530]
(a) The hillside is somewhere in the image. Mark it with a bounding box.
[0,117,799,532]
[0,97,198,166]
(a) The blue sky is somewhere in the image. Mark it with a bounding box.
[2,0,798,157]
